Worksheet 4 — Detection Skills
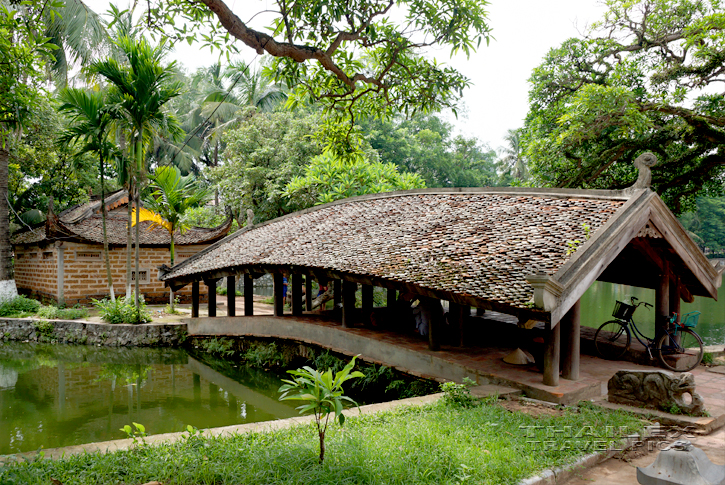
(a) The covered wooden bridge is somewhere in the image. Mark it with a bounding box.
[159,186,721,388]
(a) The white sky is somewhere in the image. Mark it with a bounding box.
[83,0,607,149]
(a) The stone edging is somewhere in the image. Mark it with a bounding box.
[518,424,660,485]
[0,318,187,347]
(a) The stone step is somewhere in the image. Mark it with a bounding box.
[469,384,522,398]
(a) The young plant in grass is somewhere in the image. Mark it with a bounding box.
[279,355,364,463]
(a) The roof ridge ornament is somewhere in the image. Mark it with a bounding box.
[631,152,658,190]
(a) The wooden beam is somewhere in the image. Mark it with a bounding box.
[273,273,284,317]
[226,276,236,317]
[669,274,681,318]
[205,279,218,317]
[292,273,303,316]
[476,307,485,316]
[342,280,357,328]
[560,299,580,381]
[191,280,199,318]
[244,273,254,316]
[305,275,313,311]
[543,320,560,387]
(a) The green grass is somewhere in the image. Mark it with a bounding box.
[0,400,648,485]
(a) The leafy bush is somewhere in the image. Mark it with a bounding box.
[243,341,288,367]
[93,297,152,324]
[37,305,89,320]
[440,377,478,408]
[216,286,242,296]
[0,295,41,317]
[199,337,235,357]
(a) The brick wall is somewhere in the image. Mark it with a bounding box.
[15,242,210,305]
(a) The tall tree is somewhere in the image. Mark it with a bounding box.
[140,0,491,153]
[0,2,56,303]
[522,0,725,213]
[137,165,209,311]
[90,36,184,312]
[498,129,527,183]
[58,87,118,302]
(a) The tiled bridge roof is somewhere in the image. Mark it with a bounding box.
[12,190,232,247]
[161,187,697,320]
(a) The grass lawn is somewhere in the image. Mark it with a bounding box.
[0,398,649,485]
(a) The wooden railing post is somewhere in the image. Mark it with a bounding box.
[244,273,254,316]
[227,276,236,317]
[191,280,199,318]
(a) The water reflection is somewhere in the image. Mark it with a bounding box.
[580,281,725,346]
[0,343,298,455]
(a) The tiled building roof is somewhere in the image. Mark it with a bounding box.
[160,189,629,311]
[11,190,232,247]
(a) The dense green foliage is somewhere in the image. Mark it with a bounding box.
[0,295,41,317]
[209,110,324,225]
[0,399,647,485]
[522,0,725,213]
[92,296,152,324]
[680,196,725,256]
[362,114,500,187]
[285,152,426,206]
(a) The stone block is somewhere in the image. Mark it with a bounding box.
[608,370,705,416]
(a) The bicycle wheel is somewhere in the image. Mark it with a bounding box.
[594,320,631,360]
[657,328,704,372]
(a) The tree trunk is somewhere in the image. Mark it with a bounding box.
[126,184,133,300]
[311,287,334,310]
[169,231,175,312]
[100,152,115,302]
[0,147,18,303]
[134,136,142,316]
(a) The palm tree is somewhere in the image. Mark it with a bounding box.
[136,165,209,312]
[90,36,184,313]
[57,87,118,302]
[499,129,528,182]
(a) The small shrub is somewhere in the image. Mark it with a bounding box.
[440,377,478,408]
[93,296,152,324]
[702,353,714,365]
[0,295,41,317]
[165,297,182,314]
[200,337,235,356]
[37,305,88,320]
[661,401,682,415]
[243,341,287,367]
[33,320,54,339]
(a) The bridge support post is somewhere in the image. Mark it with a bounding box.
[273,273,284,316]
[342,280,356,328]
[655,260,670,342]
[362,285,373,324]
[227,276,236,317]
[561,299,580,381]
[292,274,303,316]
[191,280,199,318]
[387,288,396,308]
[305,276,313,311]
[205,278,218,317]
[244,274,254,316]
[543,320,560,386]
[334,279,342,307]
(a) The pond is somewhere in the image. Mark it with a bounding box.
[0,343,299,456]
[580,281,725,346]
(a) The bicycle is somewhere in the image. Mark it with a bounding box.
[593,296,704,372]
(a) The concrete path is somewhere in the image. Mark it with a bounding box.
[563,427,725,485]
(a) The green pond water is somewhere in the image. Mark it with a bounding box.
[580,282,725,346]
[0,344,299,455]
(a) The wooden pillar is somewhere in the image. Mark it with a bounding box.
[292,273,303,316]
[655,260,670,341]
[560,300,581,381]
[362,285,373,323]
[273,273,284,317]
[387,288,396,308]
[191,280,200,318]
[342,280,357,328]
[226,276,236,317]
[305,276,313,311]
[334,279,342,307]
[449,302,468,347]
[244,274,254,316]
[428,298,441,352]
[206,279,218,317]
[669,275,681,319]
[543,321,560,387]
[476,307,485,317]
